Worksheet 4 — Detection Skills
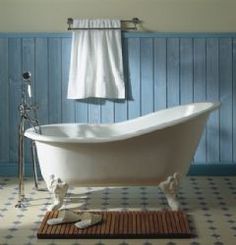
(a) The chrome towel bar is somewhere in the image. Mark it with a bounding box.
[67,17,141,31]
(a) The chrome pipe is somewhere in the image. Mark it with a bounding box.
[15,71,42,208]
[15,116,25,208]
[31,141,39,190]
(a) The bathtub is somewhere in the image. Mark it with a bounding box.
[25,102,220,210]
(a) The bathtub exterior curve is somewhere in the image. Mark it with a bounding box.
[25,102,220,188]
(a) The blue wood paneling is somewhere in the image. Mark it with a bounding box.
[48,38,62,124]
[127,38,141,119]
[233,39,236,162]
[167,38,180,107]
[140,38,154,115]
[154,38,167,111]
[101,100,114,123]
[62,38,75,123]
[88,99,101,123]
[193,39,207,163]
[206,38,220,163]
[0,38,9,162]
[180,38,193,104]
[76,100,88,123]
[1,32,236,171]
[8,38,21,162]
[219,38,233,162]
[35,38,49,124]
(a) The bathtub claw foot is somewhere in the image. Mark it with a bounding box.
[159,172,180,211]
[46,175,69,211]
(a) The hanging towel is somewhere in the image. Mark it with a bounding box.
[67,19,125,99]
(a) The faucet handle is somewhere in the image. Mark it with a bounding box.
[31,104,39,110]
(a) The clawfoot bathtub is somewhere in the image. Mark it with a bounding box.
[25,102,220,210]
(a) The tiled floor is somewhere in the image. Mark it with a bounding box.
[0,177,236,245]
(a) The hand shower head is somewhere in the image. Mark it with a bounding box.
[22,71,32,98]
[22,71,31,81]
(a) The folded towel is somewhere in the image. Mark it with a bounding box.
[67,19,125,99]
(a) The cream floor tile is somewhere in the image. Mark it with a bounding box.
[0,177,236,245]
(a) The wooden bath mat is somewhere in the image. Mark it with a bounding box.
[37,210,193,239]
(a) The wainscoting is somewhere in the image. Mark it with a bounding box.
[0,32,236,175]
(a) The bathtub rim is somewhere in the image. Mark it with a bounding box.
[24,101,220,143]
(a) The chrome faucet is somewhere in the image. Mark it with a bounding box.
[15,72,41,208]
[20,72,41,134]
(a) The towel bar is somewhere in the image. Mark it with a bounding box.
[67,17,141,31]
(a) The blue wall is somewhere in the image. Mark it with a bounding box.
[0,32,236,176]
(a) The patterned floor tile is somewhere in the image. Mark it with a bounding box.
[0,177,235,244]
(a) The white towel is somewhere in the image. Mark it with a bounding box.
[67,19,125,99]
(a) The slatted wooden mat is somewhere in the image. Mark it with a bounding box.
[37,210,193,239]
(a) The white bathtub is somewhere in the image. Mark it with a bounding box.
[25,102,220,210]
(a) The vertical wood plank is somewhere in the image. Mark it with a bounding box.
[193,38,206,163]
[88,99,101,123]
[8,38,21,162]
[76,100,88,123]
[101,100,114,123]
[35,38,49,124]
[140,38,154,115]
[62,38,75,123]
[233,39,236,162]
[22,38,35,162]
[0,38,9,162]
[167,38,180,107]
[219,38,233,162]
[127,38,141,119]
[180,38,193,104]
[193,39,206,102]
[114,100,127,122]
[206,38,220,163]
[48,38,62,123]
[154,38,167,111]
